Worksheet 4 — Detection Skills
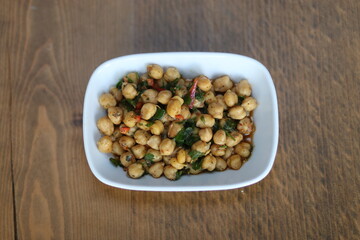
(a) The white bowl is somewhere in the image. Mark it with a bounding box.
[83,52,279,191]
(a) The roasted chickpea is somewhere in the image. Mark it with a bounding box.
[207,102,224,119]
[210,144,226,156]
[128,163,145,179]
[235,142,251,157]
[180,105,191,120]
[150,120,164,135]
[160,113,174,123]
[241,97,258,112]
[125,72,140,84]
[111,127,122,141]
[223,147,234,160]
[237,117,254,135]
[235,79,252,97]
[197,76,212,92]
[122,84,137,100]
[193,99,205,108]
[147,64,163,79]
[149,162,165,178]
[228,106,246,120]
[97,136,113,153]
[107,107,123,125]
[162,156,171,165]
[112,141,125,156]
[123,111,138,127]
[134,130,151,145]
[177,149,187,164]
[156,90,172,104]
[159,138,176,155]
[119,136,135,150]
[164,165,177,180]
[224,90,238,107]
[109,87,123,102]
[131,145,147,159]
[120,151,135,167]
[213,130,226,145]
[141,89,158,104]
[99,93,116,109]
[147,135,161,150]
[227,154,242,170]
[202,154,216,171]
[226,131,243,147]
[175,86,188,98]
[215,157,227,171]
[137,119,151,131]
[170,157,185,170]
[167,96,183,118]
[192,140,210,153]
[199,128,213,142]
[168,122,183,138]
[97,116,114,136]
[146,148,163,162]
[196,114,215,128]
[141,103,157,120]
[213,75,233,92]
[204,91,217,104]
[164,67,180,81]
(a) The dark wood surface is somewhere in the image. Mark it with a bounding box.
[1,0,359,239]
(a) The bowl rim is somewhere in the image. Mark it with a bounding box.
[83,52,279,191]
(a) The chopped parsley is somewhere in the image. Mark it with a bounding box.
[191,158,203,170]
[116,78,123,89]
[188,150,204,160]
[238,96,245,104]
[109,157,123,167]
[144,153,155,166]
[149,108,166,121]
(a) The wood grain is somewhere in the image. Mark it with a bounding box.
[1,0,359,239]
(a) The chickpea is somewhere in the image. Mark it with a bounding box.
[162,156,171,165]
[197,76,212,92]
[160,113,174,123]
[235,79,252,97]
[226,131,243,147]
[213,130,226,145]
[196,114,215,128]
[192,140,210,153]
[164,165,178,180]
[107,107,123,125]
[149,162,165,178]
[140,73,149,81]
[207,102,224,119]
[97,136,113,153]
[109,87,123,102]
[137,119,151,131]
[199,128,213,142]
[147,135,161,150]
[202,154,216,171]
[241,97,258,112]
[119,136,135,150]
[120,151,135,167]
[167,96,183,118]
[147,64,163,79]
[134,130,151,145]
[125,72,140,84]
[97,116,114,136]
[211,144,226,156]
[131,145,147,159]
[237,117,254,135]
[140,89,158,104]
[141,103,157,120]
[224,90,238,107]
[164,67,180,81]
[156,90,172,104]
[228,106,246,120]
[123,111,138,127]
[227,154,242,170]
[235,142,252,158]
[168,122,183,138]
[159,138,176,155]
[175,86,187,98]
[128,163,145,179]
[111,127,122,141]
[204,91,217,104]
[112,141,125,156]
[193,99,205,108]
[99,93,116,109]
[177,149,187,164]
[170,157,185,170]
[213,75,233,92]
[121,124,138,137]
[180,105,191,120]
[122,84,137,100]
[150,120,164,135]
[215,157,227,171]
[146,148,163,162]
[215,95,228,110]
[223,147,234,160]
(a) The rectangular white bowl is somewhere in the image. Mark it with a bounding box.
[83,52,279,191]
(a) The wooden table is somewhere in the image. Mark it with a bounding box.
[1,1,359,239]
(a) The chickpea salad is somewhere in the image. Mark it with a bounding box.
[96,64,257,180]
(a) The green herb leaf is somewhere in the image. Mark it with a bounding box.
[183,94,191,105]
[212,119,220,132]
[175,168,190,180]
[225,131,235,141]
[145,122,154,127]
[144,153,154,162]
[174,127,193,146]
[188,150,204,160]
[109,157,123,167]
[149,108,166,121]
[195,89,205,101]
[200,115,205,124]
[116,79,123,89]
[191,158,203,170]
[238,96,245,104]
[165,78,180,93]
[120,99,135,111]
[219,145,227,149]
[223,119,237,132]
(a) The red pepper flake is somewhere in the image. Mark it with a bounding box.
[146,78,154,87]
[188,77,199,109]
[135,101,144,110]
[120,127,130,134]
[175,114,184,120]
[135,115,141,122]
